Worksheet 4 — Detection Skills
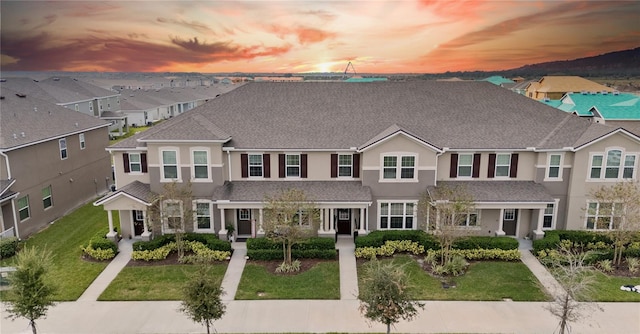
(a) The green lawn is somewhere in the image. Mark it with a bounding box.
[235,261,340,300]
[358,255,549,301]
[99,264,228,301]
[0,201,113,301]
[578,271,640,302]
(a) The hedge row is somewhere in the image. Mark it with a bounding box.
[247,237,335,251]
[453,236,519,250]
[355,230,439,250]
[246,249,337,261]
[83,228,118,253]
[133,233,231,252]
[0,237,19,259]
[532,230,640,256]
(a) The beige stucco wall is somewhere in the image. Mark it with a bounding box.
[565,132,640,230]
[437,151,536,181]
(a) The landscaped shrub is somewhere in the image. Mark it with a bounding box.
[355,230,439,250]
[131,240,230,262]
[81,228,118,260]
[81,245,116,261]
[557,230,611,245]
[453,236,518,250]
[0,237,19,259]
[295,237,335,250]
[246,237,281,250]
[426,248,521,261]
[133,233,230,252]
[246,248,337,260]
[354,240,425,260]
[532,230,561,252]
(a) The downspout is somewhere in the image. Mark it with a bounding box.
[0,150,11,179]
[0,150,19,239]
[227,150,232,182]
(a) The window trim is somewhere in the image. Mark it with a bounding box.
[455,211,480,228]
[162,200,183,234]
[190,148,210,181]
[338,154,353,178]
[248,153,264,178]
[160,147,181,182]
[542,203,556,230]
[59,138,68,160]
[128,152,142,173]
[285,154,301,178]
[545,153,563,181]
[193,200,213,232]
[588,148,637,181]
[79,133,86,150]
[457,153,474,178]
[18,195,30,221]
[238,208,251,221]
[42,185,53,210]
[585,201,622,230]
[379,153,418,182]
[494,153,511,178]
[503,209,516,221]
[377,200,417,230]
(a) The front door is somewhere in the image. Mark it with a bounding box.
[132,210,144,236]
[337,209,351,235]
[237,209,252,236]
[503,209,518,236]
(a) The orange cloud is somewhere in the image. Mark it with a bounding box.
[267,24,336,45]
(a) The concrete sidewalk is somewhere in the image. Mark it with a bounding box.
[518,238,567,300]
[220,242,247,301]
[77,238,134,302]
[336,235,359,300]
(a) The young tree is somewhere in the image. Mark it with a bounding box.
[5,247,56,334]
[545,241,600,334]
[359,260,424,334]
[180,264,226,334]
[149,181,194,259]
[419,184,475,266]
[589,180,640,266]
[262,188,318,270]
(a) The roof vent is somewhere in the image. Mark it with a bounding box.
[613,91,620,95]
[0,78,6,82]
[602,91,608,95]
[33,79,39,82]
[0,96,4,100]
[34,107,37,112]
[21,132,25,138]
[53,77,60,81]
[15,93,26,98]
[590,92,596,95]
[75,122,79,127]
[12,134,17,139]
[581,91,587,95]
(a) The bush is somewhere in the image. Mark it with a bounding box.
[295,237,335,250]
[428,248,521,261]
[81,245,116,261]
[597,259,614,273]
[0,237,19,259]
[133,233,230,252]
[354,240,425,259]
[247,237,335,251]
[131,240,230,262]
[81,228,118,260]
[355,230,439,250]
[246,237,281,250]
[246,248,337,260]
[533,230,561,252]
[453,236,518,250]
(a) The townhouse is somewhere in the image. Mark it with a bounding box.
[94,81,640,242]
[0,86,112,238]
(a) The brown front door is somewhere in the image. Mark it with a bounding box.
[337,209,351,235]
[237,209,252,235]
[133,210,144,236]
[503,209,517,236]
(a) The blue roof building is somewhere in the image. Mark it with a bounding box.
[557,91,640,120]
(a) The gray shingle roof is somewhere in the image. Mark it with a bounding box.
[428,181,554,203]
[119,81,613,150]
[0,86,110,150]
[95,181,155,205]
[212,181,372,202]
[0,179,16,199]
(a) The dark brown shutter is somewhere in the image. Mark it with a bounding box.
[241,154,248,178]
[301,154,308,178]
[123,153,130,173]
[509,153,519,178]
[353,153,360,178]
[141,153,148,173]
[472,153,480,178]
[263,154,270,178]
[488,153,496,178]
[279,154,285,178]
[331,154,338,178]
[450,154,458,178]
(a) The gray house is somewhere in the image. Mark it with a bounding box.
[0,85,112,238]
[95,81,640,241]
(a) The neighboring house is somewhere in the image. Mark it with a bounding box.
[525,76,613,100]
[0,77,129,135]
[511,79,538,96]
[94,81,640,243]
[0,86,112,239]
[556,91,640,122]
[481,76,514,86]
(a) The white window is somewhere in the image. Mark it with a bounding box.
[495,154,511,177]
[129,153,142,172]
[75,104,79,111]
[249,154,263,177]
[624,155,636,179]
[59,138,68,160]
[458,154,473,177]
[239,209,250,220]
[42,186,53,209]
[79,133,86,150]
[590,154,603,179]
[134,210,144,221]
[163,201,183,232]
[379,202,415,230]
[338,154,352,177]
[161,150,179,180]
[192,150,208,179]
[195,202,212,230]
[543,204,554,229]
[590,150,637,180]
[605,150,622,179]
[286,154,300,177]
[547,154,561,179]
[503,209,516,221]
[586,202,622,230]
[18,196,30,221]
[456,211,478,227]
[382,155,416,180]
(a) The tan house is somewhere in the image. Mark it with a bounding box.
[94,81,640,242]
[0,86,112,238]
[525,76,613,100]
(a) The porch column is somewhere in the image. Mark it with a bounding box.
[533,208,545,240]
[318,208,325,233]
[106,210,117,241]
[496,208,506,236]
[258,208,264,233]
[10,199,20,240]
[219,208,228,240]
[358,208,366,234]
[329,208,335,232]
[142,210,151,241]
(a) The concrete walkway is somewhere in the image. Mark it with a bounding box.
[77,238,134,302]
[518,238,567,300]
[220,242,247,301]
[336,235,359,300]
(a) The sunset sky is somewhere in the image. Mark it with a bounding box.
[1,1,638,73]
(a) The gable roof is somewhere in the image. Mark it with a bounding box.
[358,124,442,152]
[93,181,155,206]
[558,92,640,119]
[0,86,110,151]
[481,76,514,86]
[107,81,620,151]
[0,76,118,105]
[534,76,613,94]
[572,127,640,151]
